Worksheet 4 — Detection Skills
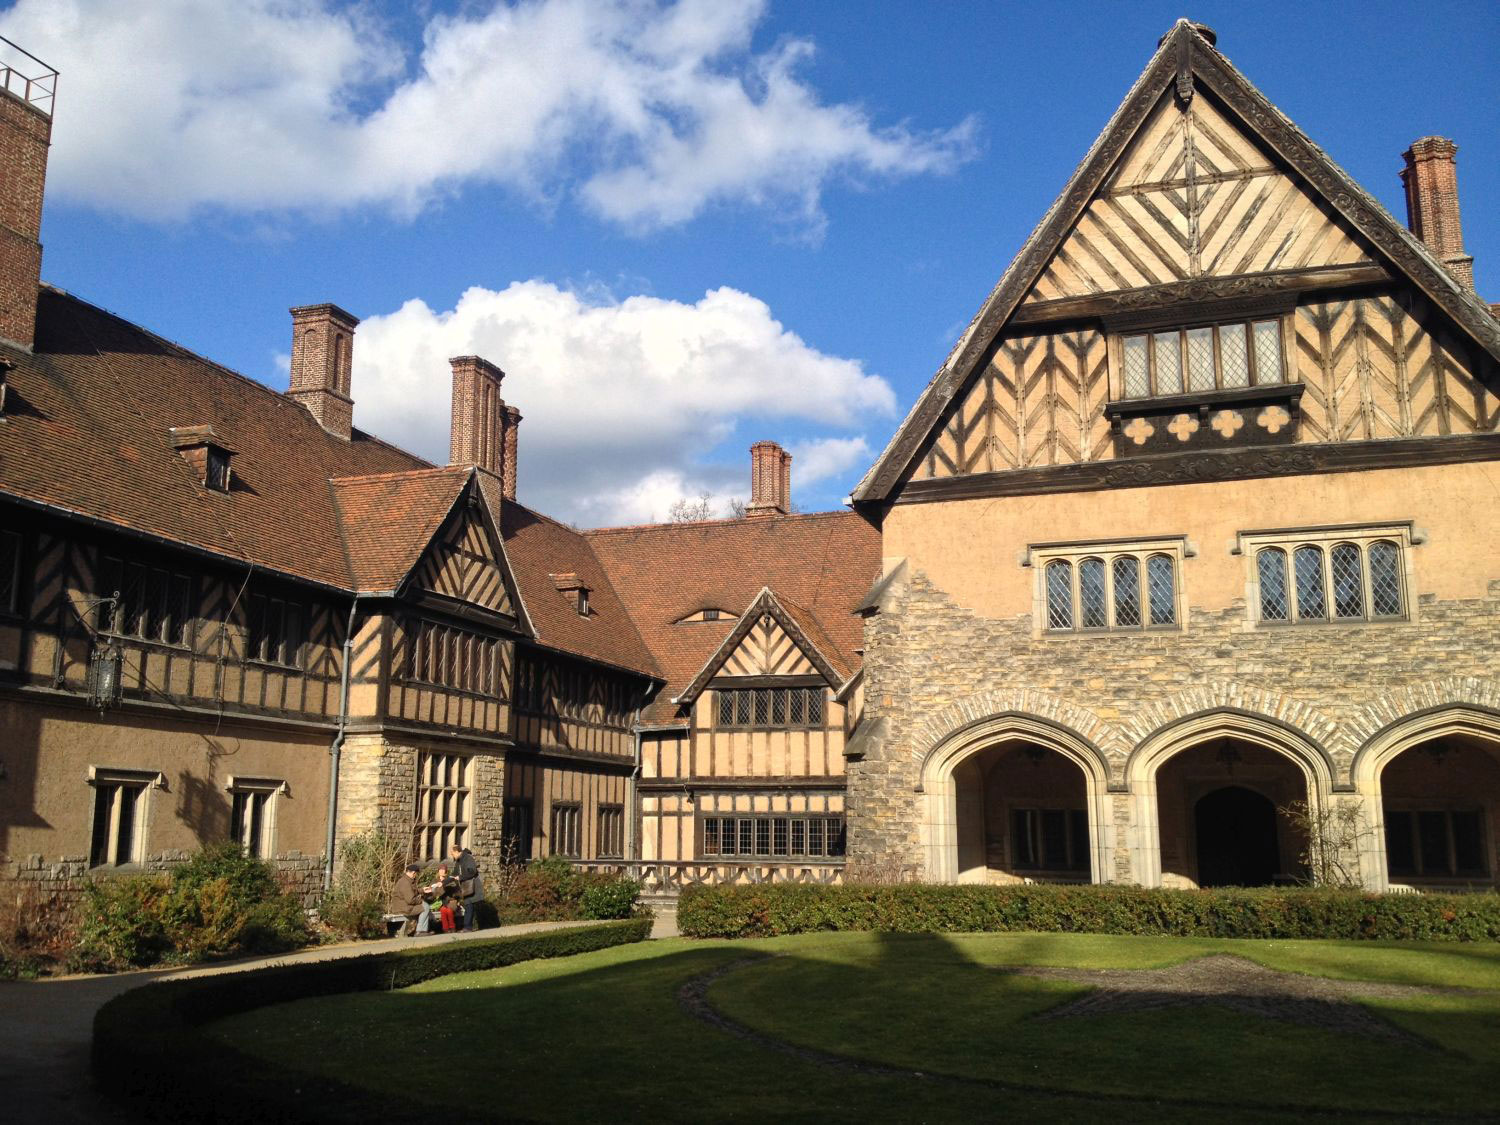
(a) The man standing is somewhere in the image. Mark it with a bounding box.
[389,861,432,936]
[449,843,484,931]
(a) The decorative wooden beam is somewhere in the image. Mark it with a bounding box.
[1009,264,1390,327]
[892,433,1500,504]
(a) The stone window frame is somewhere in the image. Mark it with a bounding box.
[1023,535,1193,639]
[1234,522,1420,630]
[412,751,470,861]
[225,775,288,859]
[86,766,166,869]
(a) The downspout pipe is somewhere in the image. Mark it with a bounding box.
[627,706,643,872]
[324,595,362,891]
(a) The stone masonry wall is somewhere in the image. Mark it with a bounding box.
[850,568,1500,877]
[4,848,327,909]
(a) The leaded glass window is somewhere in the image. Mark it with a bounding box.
[1249,534,1407,625]
[1119,318,1285,398]
[1039,545,1182,634]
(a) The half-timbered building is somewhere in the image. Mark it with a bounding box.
[848,21,1500,892]
[2,21,1496,906]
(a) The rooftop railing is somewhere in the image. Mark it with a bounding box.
[0,36,56,117]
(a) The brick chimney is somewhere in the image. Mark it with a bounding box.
[500,403,521,502]
[286,304,358,440]
[745,440,792,518]
[0,39,57,351]
[1401,137,1474,291]
[449,355,521,500]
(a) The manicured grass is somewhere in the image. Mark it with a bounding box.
[209,932,1500,1122]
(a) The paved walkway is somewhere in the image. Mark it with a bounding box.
[0,920,587,1124]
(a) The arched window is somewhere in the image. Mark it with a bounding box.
[1368,540,1402,617]
[1045,560,1074,631]
[1329,542,1364,618]
[1146,554,1176,626]
[1112,555,1141,627]
[1078,557,1107,629]
[1257,548,1289,622]
[1293,545,1326,620]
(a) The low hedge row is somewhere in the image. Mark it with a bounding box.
[677,883,1500,942]
[93,917,652,1123]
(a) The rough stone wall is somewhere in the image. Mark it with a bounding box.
[468,753,506,877]
[850,567,1500,876]
[4,847,327,908]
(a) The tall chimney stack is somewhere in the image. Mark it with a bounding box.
[448,355,521,500]
[1401,137,1474,291]
[745,440,792,518]
[500,403,521,502]
[287,303,358,440]
[0,39,57,351]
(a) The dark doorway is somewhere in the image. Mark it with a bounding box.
[1194,786,1280,887]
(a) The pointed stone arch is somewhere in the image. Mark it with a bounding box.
[913,689,1126,786]
[1346,694,1500,891]
[915,707,1115,885]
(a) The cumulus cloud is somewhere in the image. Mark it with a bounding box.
[6,0,976,230]
[350,280,895,524]
[788,436,871,488]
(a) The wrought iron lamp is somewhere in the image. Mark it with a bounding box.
[87,640,123,711]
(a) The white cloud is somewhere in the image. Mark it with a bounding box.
[351,280,895,524]
[788,436,871,488]
[7,0,976,230]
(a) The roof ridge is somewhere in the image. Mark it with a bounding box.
[329,465,468,485]
[584,509,857,537]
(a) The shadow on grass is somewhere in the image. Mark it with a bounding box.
[206,935,1500,1124]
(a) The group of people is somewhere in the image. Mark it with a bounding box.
[389,843,484,936]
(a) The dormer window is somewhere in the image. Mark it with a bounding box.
[550,573,590,617]
[168,425,236,493]
[205,446,231,492]
[675,608,732,624]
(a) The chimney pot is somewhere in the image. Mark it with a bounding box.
[1401,136,1474,291]
[286,303,359,439]
[745,440,792,518]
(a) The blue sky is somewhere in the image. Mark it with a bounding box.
[7,1,1497,524]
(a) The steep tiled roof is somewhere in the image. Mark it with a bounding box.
[1,287,427,588]
[498,498,660,680]
[330,467,472,594]
[586,511,880,723]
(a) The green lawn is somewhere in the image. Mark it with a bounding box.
[209,932,1500,1122]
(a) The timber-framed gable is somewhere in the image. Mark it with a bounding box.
[853,20,1500,509]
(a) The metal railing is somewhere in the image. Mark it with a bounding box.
[574,859,845,897]
[0,36,57,117]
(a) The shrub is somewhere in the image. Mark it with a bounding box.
[580,877,642,920]
[70,845,313,972]
[160,844,307,961]
[493,856,640,924]
[676,882,1500,942]
[93,918,652,1124]
[70,874,173,972]
[319,832,405,938]
[0,879,78,979]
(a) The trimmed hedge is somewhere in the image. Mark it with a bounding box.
[93,918,651,1123]
[677,883,1500,942]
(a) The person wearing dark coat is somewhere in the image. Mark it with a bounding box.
[388,862,432,935]
[448,844,484,931]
